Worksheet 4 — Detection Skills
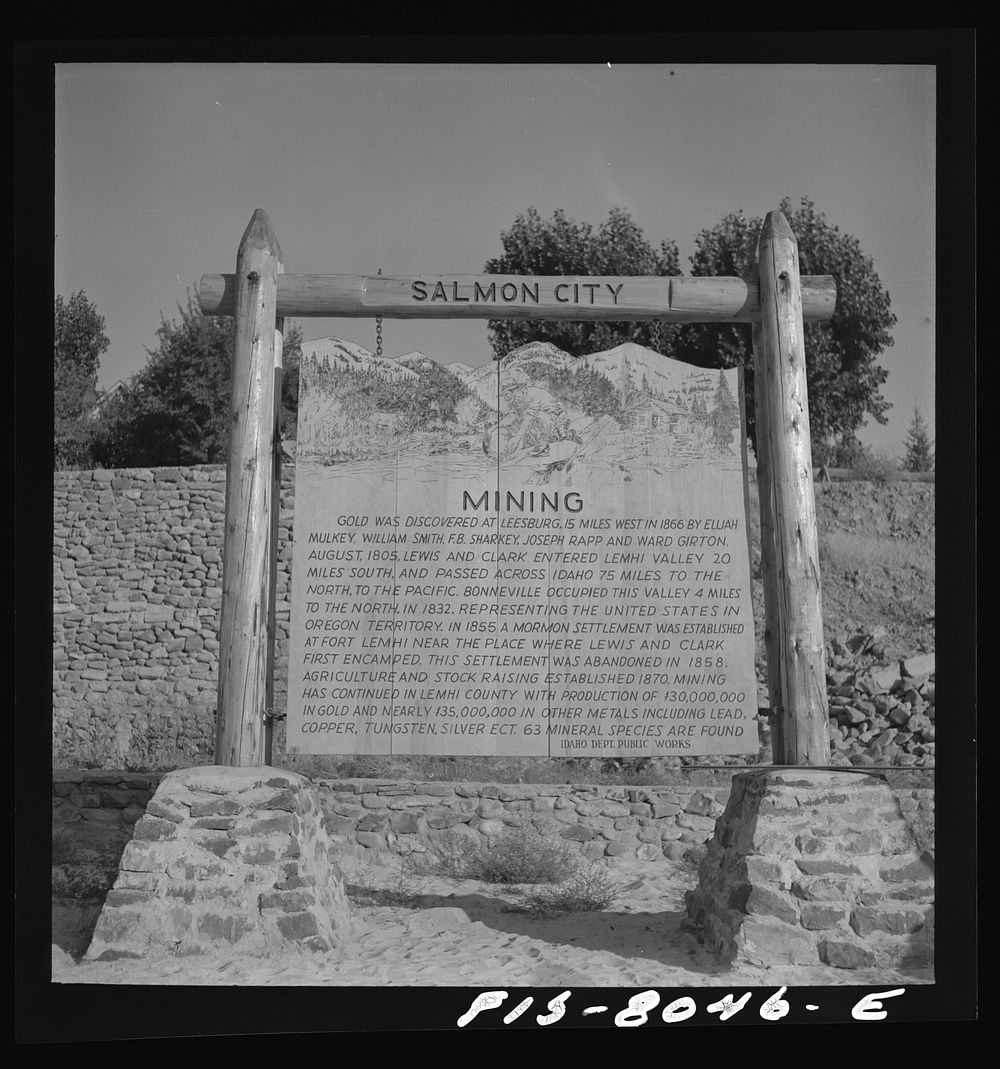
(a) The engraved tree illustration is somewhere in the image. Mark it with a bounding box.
[709,370,740,455]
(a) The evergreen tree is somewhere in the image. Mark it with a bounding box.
[709,370,740,453]
[902,404,934,471]
[617,354,638,405]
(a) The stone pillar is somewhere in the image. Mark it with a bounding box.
[684,769,933,972]
[85,767,349,962]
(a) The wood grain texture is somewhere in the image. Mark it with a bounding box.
[198,272,837,323]
[754,211,831,766]
[263,314,284,767]
[751,322,785,763]
[216,210,282,767]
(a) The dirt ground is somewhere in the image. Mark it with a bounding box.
[809,482,935,660]
[52,855,932,989]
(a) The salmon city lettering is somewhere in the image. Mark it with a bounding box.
[411,279,626,306]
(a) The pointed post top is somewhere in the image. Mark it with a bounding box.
[239,209,283,262]
[758,209,795,250]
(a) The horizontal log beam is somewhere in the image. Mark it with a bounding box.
[198,272,837,322]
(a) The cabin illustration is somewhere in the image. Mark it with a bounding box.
[622,394,689,434]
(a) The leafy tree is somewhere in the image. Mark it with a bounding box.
[54,291,110,468]
[93,295,302,467]
[674,197,896,457]
[484,206,681,358]
[902,404,934,472]
[818,433,867,469]
[280,345,302,440]
[486,198,897,462]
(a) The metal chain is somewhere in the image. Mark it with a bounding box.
[375,268,383,359]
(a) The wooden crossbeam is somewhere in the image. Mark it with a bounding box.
[198,272,837,322]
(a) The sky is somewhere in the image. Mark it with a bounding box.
[55,62,936,456]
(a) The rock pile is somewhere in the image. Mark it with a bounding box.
[823,629,935,767]
[685,768,934,972]
[84,767,350,961]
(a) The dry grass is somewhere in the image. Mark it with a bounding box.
[516,865,619,916]
[819,531,934,577]
[294,753,766,787]
[421,825,579,885]
[424,826,620,914]
[341,854,423,908]
[847,449,902,484]
[344,827,621,917]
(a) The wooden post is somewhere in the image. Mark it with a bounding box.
[263,314,284,765]
[216,210,282,766]
[754,211,830,765]
[264,255,286,765]
[751,322,785,761]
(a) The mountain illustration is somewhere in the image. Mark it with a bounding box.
[395,351,438,373]
[301,337,418,382]
[295,337,742,472]
[502,340,578,375]
[448,361,498,408]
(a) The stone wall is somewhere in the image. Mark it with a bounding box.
[53,773,935,869]
[315,779,732,863]
[53,465,295,769]
[52,769,934,955]
[53,466,935,772]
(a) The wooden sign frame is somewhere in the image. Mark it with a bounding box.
[200,209,834,768]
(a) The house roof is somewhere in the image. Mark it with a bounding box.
[87,379,129,419]
[624,393,687,417]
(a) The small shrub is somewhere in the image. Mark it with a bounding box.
[408,830,476,878]
[519,864,619,915]
[342,855,421,907]
[425,825,579,885]
[850,447,900,484]
[816,434,900,483]
[476,827,580,884]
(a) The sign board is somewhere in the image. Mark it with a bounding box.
[286,337,758,757]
